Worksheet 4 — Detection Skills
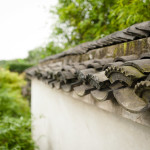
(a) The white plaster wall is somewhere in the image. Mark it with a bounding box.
[31,79,150,150]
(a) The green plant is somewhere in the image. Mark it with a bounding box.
[8,62,33,73]
[0,68,35,149]
[0,59,33,74]
[109,0,150,33]
[51,0,150,48]
[0,117,34,150]
[26,41,63,64]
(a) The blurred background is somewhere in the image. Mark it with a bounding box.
[0,0,149,149]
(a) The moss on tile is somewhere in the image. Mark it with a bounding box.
[123,43,127,55]
[113,47,118,57]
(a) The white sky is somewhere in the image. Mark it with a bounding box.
[0,0,58,60]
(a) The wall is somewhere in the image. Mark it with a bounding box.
[31,79,150,150]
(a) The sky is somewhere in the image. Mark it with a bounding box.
[0,0,58,60]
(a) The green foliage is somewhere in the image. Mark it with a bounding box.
[8,62,33,73]
[26,41,63,64]
[25,47,45,64]
[53,0,115,47]
[109,0,150,33]
[0,59,33,74]
[0,117,34,150]
[52,0,150,48]
[44,41,63,56]
[0,68,35,149]
[0,69,28,118]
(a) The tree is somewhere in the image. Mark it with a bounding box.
[51,0,150,48]
[52,0,115,47]
[26,41,63,64]
[109,0,150,33]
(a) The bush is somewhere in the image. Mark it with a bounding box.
[0,68,35,149]
[8,62,33,74]
[0,117,34,150]
[0,60,33,74]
